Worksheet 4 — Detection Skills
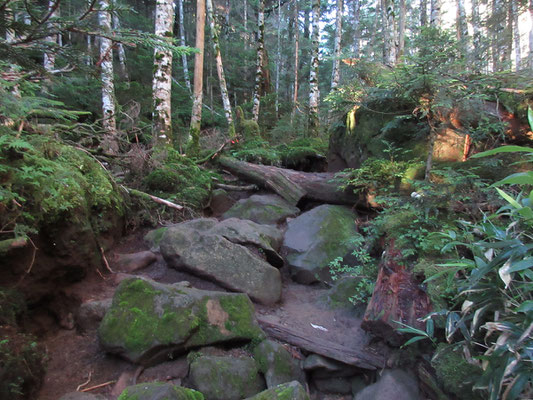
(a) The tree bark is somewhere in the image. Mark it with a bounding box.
[98,0,118,154]
[275,0,282,117]
[420,0,427,27]
[511,0,520,70]
[206,0,236,137]
[252,0,266,123]
[353,0,361,56]
[112,12,130,81]
[178,0,192,92]
[189,0,206,155]
[381,0,395,66]
[456,0,468,58]
[397,0,406,62]
[308,0,320,137]
[330,0,343,91]
[430,0,441,27]
[43,0,59,71]
[471,0,481,70]
[530,0,533,69]
[291,0,300,123]
[152,0,175,146]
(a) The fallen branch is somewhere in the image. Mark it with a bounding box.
[80,380,116,392]
[99,246,114,273]
[125,187,184,211]
[76,371,92,391]
[214,183,258,191]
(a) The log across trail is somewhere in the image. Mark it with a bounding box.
[218,156,366,206]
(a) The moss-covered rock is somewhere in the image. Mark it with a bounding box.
[243,381,310,400]
[319,276,369,310]
[222,194,300,225]
[189,354,265,400]
[253,340,305,388]
[236,106,261,140]
[431,344,482,400]
[282,205,359,284]
[117,382,204,400]
[98,277,265,365]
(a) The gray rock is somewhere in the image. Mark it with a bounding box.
[222,194,299,225]
[161,226,281,304]
[189,355,265,400]
[115,251,157,272]
[313,376,352,394]
[59,393,105,400]
[282,205,358,284]
[117,382,204,400]
[354,369,420,400]
[144,227,168,252]
[254,340,306,388]
[243,381,310,400]
[75,298,112,332]
[209,188,236,216]
[303,354,358,378]
[98,277,265,365]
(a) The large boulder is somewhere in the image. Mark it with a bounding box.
[160,225,282,304]
[98,278,265,365]
[189,354,265,400]
[254,340,306,388]
[282,205,358,284]
[244,381,310,400]
[59,393,106,400]
[117,382,204,400]
[75,298,112,332]
[222,194,299,225]
[354,369,420,400]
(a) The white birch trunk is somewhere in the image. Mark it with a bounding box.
[252,0,265,123]
[430,0,441,27]
[308,0,320,137]
[43,1,59,71]
[112,13,129,81]
[189,0,206,153]
[178,0,192,92]
[529,0,533,69]
[98,0,118,153]
[275,0,281,117]
[331,0,343,91]
[291,0,300,123]
[152,0,175,146]
[5,5,15,43]
[397,0,406,62]
[206,0,236,137]
[511,0,520,70]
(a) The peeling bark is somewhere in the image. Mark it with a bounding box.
[189,0,206,154]
[206,0,235,137]
[252,0,265,123]
[308,0,320,137]
[152,0,175,146]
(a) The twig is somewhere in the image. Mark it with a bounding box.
[96,268,107,280]
[80,380,116,392]
[99,246,114,273]
[76,371,92,391]
[125,187,184,211]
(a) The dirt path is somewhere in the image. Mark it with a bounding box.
[37,229,379,400]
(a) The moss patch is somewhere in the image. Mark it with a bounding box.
[117,382,205,400]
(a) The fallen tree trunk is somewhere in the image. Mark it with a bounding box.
[218,156,364,206]
[361,240,432,347]
[257,317,387,370]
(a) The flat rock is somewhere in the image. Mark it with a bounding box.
[161,226,281,304]
[303,354,359,378]
[117,382,204,400]
[282,205,358,284]
[244,381,310,400]
[354,369,420,400]
[98,277,265,365]
[189,354,265,400]
[115,251,157,272]
[222,194,299,225]
[254,339,306,388]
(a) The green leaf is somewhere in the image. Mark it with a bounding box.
[528,105,533,131]
[516,300,533,313]
[471,146,533,158]
[508,257,533,273]
[401,336,428,348]
[494,171,533,187]
[496,188,522,209]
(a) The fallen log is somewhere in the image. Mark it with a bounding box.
[218,156,364,206]
[361,240,432,347]
[257,317,387,370]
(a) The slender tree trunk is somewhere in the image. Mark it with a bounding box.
[244,0,248,43]
[178,0,191,91]
[275,0,282,117]
[291,0,300,123]
[491,0,500,71]
[397,0,406,62]
[430,0,441,27]
[112,12,130,81]
[420,0,427,27]
[43,0,59,71]
[529,0,533,68]
[189,0,206,154]
[471,0,481,70]
[252,0,265,123]
[502,0,512,68]
[353,0,361,56]
[308,0,320,137]
[331,0,343,92]
[456,0,468,58]
[381,0,395,65]
[206,0,236,137]
[512,0,520,70]
[98,0,118,153]
[152,0,175,146]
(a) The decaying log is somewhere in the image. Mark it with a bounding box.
[257,317,387,370]
[214,183,259,191]
[361,241,432,346]
[218,156,364,206]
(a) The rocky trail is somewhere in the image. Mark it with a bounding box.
[35,175,425,400]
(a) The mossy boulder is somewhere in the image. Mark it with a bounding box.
[117,382,204,400]
[59,393,106,400]
[253,340,306,388]
[189,354,265,400]
[98,278,265,365]
[160,225,282,304]
[282,205,358,284]
[431,344,483,400]
[319,276,368,310]
[243,381,310,400]
[222,194,300,225]
[236,106,261,140]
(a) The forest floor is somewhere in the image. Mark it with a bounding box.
[36,227,377,400]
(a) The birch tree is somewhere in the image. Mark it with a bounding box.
[308,0,320,137]
[252,0,265,123]
[275,0,282,117]
[381,0,395,65]
[98,0,118,153]
[430,0,441,27]
[178,0,191,92]
[206,0,236,137]
[291,0,300,123]
[43,1,59,71]
[112,13,129,81]
[330,0,343,91]
[152,0,175,146]
[189,0,206,154]
[397,0,406,62]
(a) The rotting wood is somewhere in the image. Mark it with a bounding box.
[257,317,387,370]
[218,156,365,206]
[215,183,258,191]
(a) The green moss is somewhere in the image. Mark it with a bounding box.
[218,295,265,342]
[118,382,205,400]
